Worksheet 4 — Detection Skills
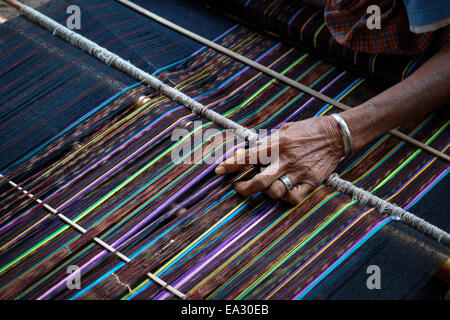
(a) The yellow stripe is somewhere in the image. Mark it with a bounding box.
[0,39,295,277]
[264,203,369,299]
[33,33,259,180]
[401,57,415,80]
[190,118,442,297]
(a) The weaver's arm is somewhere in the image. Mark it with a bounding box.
[341,42,450,152]
[216,42,450,204]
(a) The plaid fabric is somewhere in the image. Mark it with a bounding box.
[312,0,447,55]
[201,0,437,82]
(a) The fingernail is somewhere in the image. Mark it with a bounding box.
[215,166,225,175]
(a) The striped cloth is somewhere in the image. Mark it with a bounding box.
[202,0,449,82]
[0,0,448,300]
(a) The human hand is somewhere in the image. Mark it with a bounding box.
[215,116,345,204]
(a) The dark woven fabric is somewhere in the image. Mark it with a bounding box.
[0,0,234,171]
[198,0,445,83]
[0,0,448,300]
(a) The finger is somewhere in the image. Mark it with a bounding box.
[264,172,297,199]
[234,160,284,197]
[215,148,247,174]
[282,183,315,205]
[216,142,272,175]
[265,166,312,199]
[215,160,253,175]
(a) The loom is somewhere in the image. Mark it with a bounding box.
[0,0,449,300]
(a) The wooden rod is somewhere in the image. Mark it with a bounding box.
[2,0,448,162]
[114,0,450,163]
[3,0,19,10]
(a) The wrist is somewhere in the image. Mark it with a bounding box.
[340,103,382,152]
[330,113,354,157]
[321,115,347,158]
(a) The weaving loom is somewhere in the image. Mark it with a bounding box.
[0,0,449,301]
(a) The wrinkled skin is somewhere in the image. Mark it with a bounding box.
[215,116,344,204]
[216,43,449,205]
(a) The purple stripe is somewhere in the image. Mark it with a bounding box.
[275,71,346,127]
[36,42,288,299]
[264,207,376,299]
[1,38,281,238]
[154,204,279,300]
[291,162,449,299]
[266,143,450,299]
[292,217,391,300]
[288,5,307,28]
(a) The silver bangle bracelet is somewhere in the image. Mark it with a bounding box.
[331,113,354,157]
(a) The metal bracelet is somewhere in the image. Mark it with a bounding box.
[331,113,354,156]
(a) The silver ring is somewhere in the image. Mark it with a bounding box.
[279,175,292,191]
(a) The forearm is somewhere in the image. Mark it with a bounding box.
[340,43,450,151]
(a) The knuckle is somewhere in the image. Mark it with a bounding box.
[296,165,310,174]
[278,134,290,147]
[269,187,284,199]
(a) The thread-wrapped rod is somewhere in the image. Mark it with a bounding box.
[327,173,450,247]
[11,0,258,143]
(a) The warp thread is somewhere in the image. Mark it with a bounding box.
[18,4,258,143]
[2,0,446,300]
[326,173,450,247]
[0,174,187,299]
[9,3,450,249]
